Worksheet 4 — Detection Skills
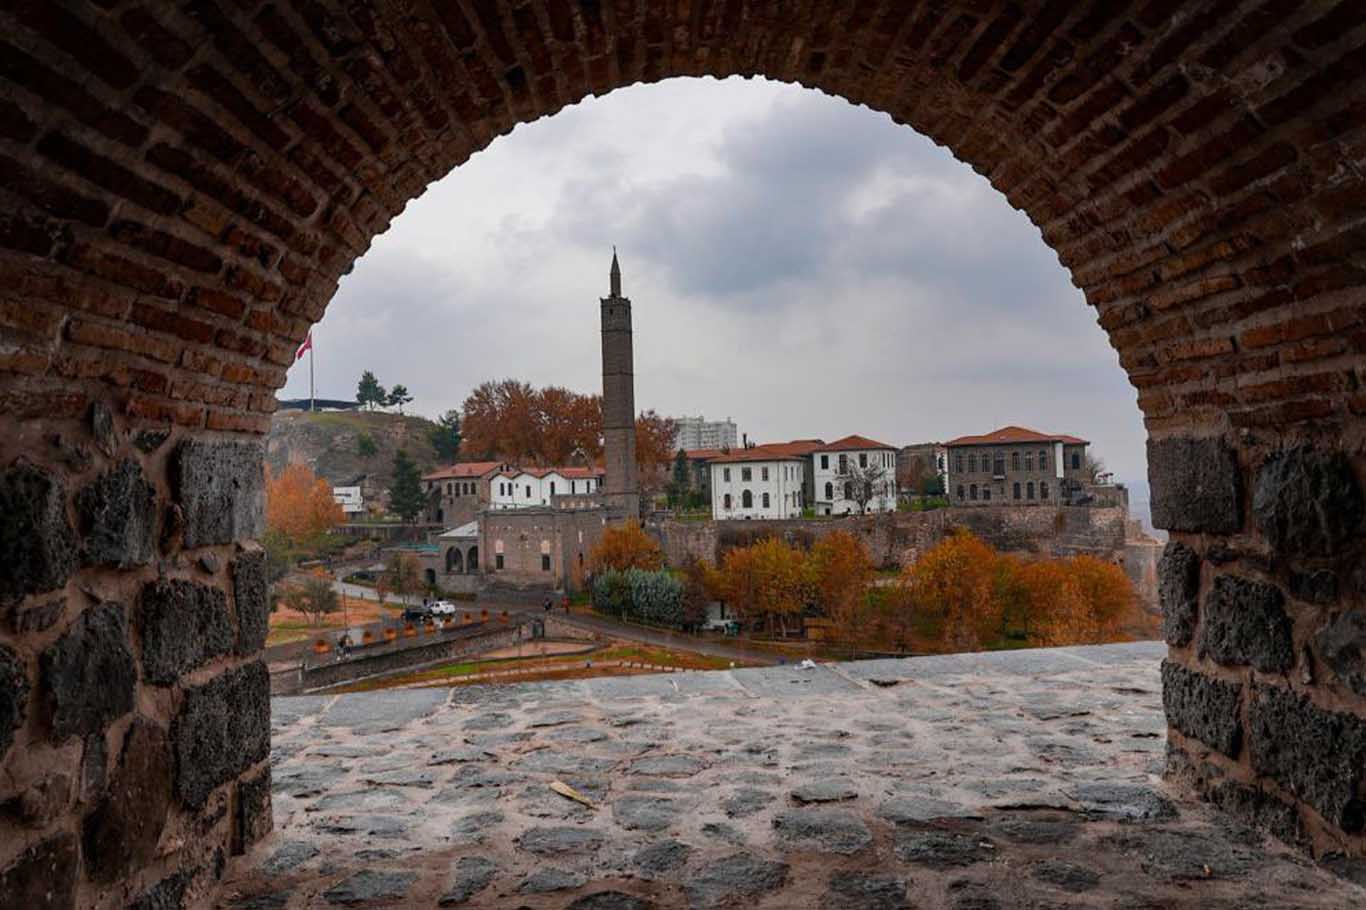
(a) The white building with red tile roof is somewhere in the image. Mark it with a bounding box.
[810,435,899,515]
[708,445,809,519]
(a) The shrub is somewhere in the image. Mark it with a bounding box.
[629,568,684,627]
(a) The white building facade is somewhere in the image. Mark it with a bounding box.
[811,435,899,515]
[487,468,602,509]
[672,415,739,452]
[331,485,365,520]
[709,449,806,519]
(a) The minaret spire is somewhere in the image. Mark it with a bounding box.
[609,246,621,297]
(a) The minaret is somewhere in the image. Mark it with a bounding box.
[601,248,639,517]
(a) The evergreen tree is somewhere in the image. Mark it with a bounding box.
[357,433,378,460]
[429,410,462,462]
[669,449,690,508]
[357,370,386,411]
[389,449,425,522]
[386,384,413,414]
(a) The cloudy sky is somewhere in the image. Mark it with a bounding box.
[280,77,1150,520]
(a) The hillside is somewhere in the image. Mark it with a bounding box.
[266,409,446,515]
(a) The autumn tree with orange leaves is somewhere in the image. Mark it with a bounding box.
[904,530,1003,652]
[265,464,344,544]
[715,537,809,637]
[587,520,665,574]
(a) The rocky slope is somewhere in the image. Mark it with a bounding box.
[266,409,445,514]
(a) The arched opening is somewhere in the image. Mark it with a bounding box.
[445,547,464,575]
[1,4,1364,905]
[467,546,479,573]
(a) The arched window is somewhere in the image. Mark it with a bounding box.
[844,482,853,500]
[723,493,732,509]
[1041,481,1050,500]
[1013,482,1021,500]
[762,492,770,508]
[970,484,978,500]
[957,484,965,500]
[1072,451,1081,470]
[467,546,478,571]
[983,487,991,501]
[1041,449,1050,470]
[1027,481,1035,500]
[1011,451,1020,471]
[742,490,753,508]
[1025,452,1033,472]
[968,454,977,473]
[993,452,1005,475]
[446,548,464,574]
[824,482,833,500]
[955,454,963,473]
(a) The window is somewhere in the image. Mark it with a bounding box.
[1025,453,1033,472]
[958,484,965,500]
[993,452,1005,475]
[723,493,732,509]
[1012,452,1020,471]
[761,466,769,481]
[970,484,978,500]
[1013,482,1021,500]
[859,453,867,468]
[955,454,963,473]
[541,554,551,571]
[821,455,829,470]
[742,490,753,508]
[762,492,770,508]
[1041,449,1049,470]
[446,483,452,495]
[741,467,752,482]
[549,481,556,496]
[495,554,505,570]
[723,468,731,483]
[839,454,848,473]
[824,482,833,500]
[1072,452,1081,470]
[844,482,853,500]
[525,485,531,498]
[1041,481,1049,500]
[983,487,991,501]
[1027,481,1035,500]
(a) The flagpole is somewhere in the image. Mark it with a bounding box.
[309,335,315,412]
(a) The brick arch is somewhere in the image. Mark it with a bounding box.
[1,1,1365,904]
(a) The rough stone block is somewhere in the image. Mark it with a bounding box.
[1197,574,1293,672]
[234,766,273,855]
[1205,779,1306,849]
[1147,437,1241,533]
[1161,660,1242,757]
[0,463,76,605]
[1318,610,1366,697]
[76,457,157,567]
[0,644,28,761]
[82,718,173,881]
[140,577,233,685]
[232,548,269,656]
[1248,682,1366,832]
[127,870,191,910]
[0,833,77,910]
[41,603,136,740]
[1158,541,1200,646]
[1289,568,1338,604]
[173,660,270,809]
[172,439,264,548]
[1253,447,1364,557]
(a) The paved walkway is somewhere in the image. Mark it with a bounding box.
[219,642,1364,908]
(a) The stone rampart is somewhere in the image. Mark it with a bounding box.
[298,623,525,691]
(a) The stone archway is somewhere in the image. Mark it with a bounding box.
[0,2,1364,905]
[446,546,464,575]
[467,546,479,573]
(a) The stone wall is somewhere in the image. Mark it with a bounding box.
[298,622,524,691]
[650,505,1132,570]
[1,1,1365,900]
[0,405,270,908]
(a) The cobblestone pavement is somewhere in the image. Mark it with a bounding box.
[220,642,1364,909]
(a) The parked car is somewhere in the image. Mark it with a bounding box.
[401,605,430,623]
[429,600,457,617]
[702,617,740,635]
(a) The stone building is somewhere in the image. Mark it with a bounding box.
[422,460,511,525]
[945,426,1090,506]
[480,506,617,593]
[897,443,947,496]
[601,250,639,516]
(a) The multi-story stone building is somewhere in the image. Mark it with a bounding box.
[672,415,739,451]
[811,435,899,515]
[709,445,809,519]
[897,443,947,496]
[422,461,511,526]
[945,426,1090,506]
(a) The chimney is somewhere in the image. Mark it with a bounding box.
[742,433,749,448]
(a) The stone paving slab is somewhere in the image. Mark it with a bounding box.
[222,643,1364,909]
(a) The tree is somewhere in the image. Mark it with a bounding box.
[716,537,809,637]
[668,449,691,509]
[588,520,664,573]
[281,575,340,626]
[357,370,386,411]
[635,409,677,478]
[679,556,712,629]
[1065,555,1136,641]
[429,410,462,462]
[386,384,413,414]
[356,433,378,460]
[906,530,1001,651]
[388,449,425,522]
[1082,452,1107,484]
[265,464,344,543]
[835,458,891,514]
[382,552,423,603]
[1019,560,1091,647]
[808,531,873,623]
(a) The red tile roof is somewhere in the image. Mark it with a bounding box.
[708,444,809,464]
[817,434,896,452]
[684,448,727,461]
[509,465,604,479]
[422,461,504,481]
[944,425,1089,447]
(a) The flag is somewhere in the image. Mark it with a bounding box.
[295,331,312,361]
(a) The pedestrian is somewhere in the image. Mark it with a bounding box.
[543,596,552,614]
[562,594,570,614]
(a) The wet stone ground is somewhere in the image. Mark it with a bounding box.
[220,642,1363,909]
